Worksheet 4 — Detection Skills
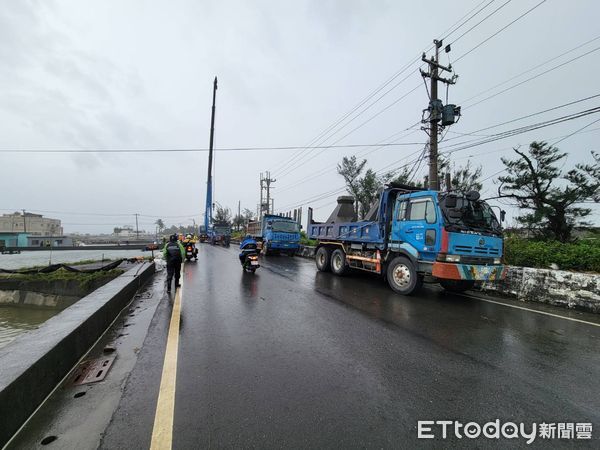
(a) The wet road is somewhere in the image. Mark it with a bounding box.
[100,244,600,448]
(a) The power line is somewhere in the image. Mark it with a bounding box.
[459,34,600,106]
[462,45,600,110]
[443,93,600,145]
[454,0,548,63]
[269,0,502,176]
[0,142,424,154]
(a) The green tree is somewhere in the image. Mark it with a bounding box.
[155,218,165,233]
[232,214,245,231]
[498,142,599,242]
[337,156,367,216]
[214,205,232,225]
[242,208,255,222]
[445,160,483,192]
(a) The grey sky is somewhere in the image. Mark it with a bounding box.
[1,0,598,233]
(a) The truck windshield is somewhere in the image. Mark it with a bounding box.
[271,222,300,233]
[440,196,501,236]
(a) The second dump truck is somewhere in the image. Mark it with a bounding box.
[308,184,506,295]
[247,214,301,256]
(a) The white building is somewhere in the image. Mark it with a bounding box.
[0,212,63,236]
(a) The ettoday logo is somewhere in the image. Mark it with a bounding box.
[417,420,593,444]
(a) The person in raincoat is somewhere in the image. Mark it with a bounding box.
[162,234,185,293]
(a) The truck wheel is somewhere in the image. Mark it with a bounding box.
[315,247,332,272]
[386,256,422,295]
[330,249,347,276]
[440,280,475,293]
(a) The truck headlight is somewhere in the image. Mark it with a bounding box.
[446,254,461,263]
[493,258,502,264]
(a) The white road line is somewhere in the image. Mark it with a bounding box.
[461,293,600,328]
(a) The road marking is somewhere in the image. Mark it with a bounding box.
[150,263,184,450]
[461,293,600,328]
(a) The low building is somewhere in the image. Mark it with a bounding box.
[0,212,63,236]
[0,232,29,248]
[27,236,74,248]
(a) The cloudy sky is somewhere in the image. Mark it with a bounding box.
[1,0,598,233]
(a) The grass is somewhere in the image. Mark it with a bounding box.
[0,269,124,291]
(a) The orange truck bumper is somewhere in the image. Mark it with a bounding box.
[432,262,506,281]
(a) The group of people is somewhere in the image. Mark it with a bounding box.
[162,233,259,293]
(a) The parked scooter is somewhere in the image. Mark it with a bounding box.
[239,235,260,273]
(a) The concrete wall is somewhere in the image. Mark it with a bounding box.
[0,262,155,447]
[480,266,600,313]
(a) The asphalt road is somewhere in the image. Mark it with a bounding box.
[94,244,600,449]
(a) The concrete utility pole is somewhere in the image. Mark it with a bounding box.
[135,213,139,240]
[22,209,26,233]
[421,39,459,191]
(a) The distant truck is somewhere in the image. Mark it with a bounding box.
[209,222,231,247]
[308,184,506,295]
[247,214,301,256]
[198,225,208,243]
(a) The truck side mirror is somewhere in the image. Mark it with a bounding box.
[500,210,506,222]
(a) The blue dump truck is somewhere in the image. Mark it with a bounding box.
[247,214,301,256]
[308,184,506,295]
[209,221,232,247]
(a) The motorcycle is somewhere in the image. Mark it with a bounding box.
[241,250,260,273]
[185,243,198,261]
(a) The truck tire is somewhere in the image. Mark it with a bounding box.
[315,246,332,272]
[330,249,348,276]
[440,280,475,293]
[386,256,422,295]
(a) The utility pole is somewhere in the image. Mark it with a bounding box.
[22,209,26,233]
[205,76,218,233]
[259,172,276,219]
[237,200,241,231]
[421,39,460,191]
[135,213,139,240]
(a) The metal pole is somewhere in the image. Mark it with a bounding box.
[135,213,139,240]
[205,76,218,232]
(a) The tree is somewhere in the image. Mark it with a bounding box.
[497,141,599,242]
[155,219,165,233]
[357,169,383,218]
[337,156,367,215]
[242,208,255,222]
[213,205,232,225]
[444,160,483,192]
[232,214,245,231]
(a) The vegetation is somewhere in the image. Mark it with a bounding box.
[300,231,317,246]
[498,142,599,242]
[504,236,600,272]
[0,268,124,291]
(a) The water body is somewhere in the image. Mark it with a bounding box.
[0,249,148,270]
[0,306,59,349]
[0,249,152,348]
